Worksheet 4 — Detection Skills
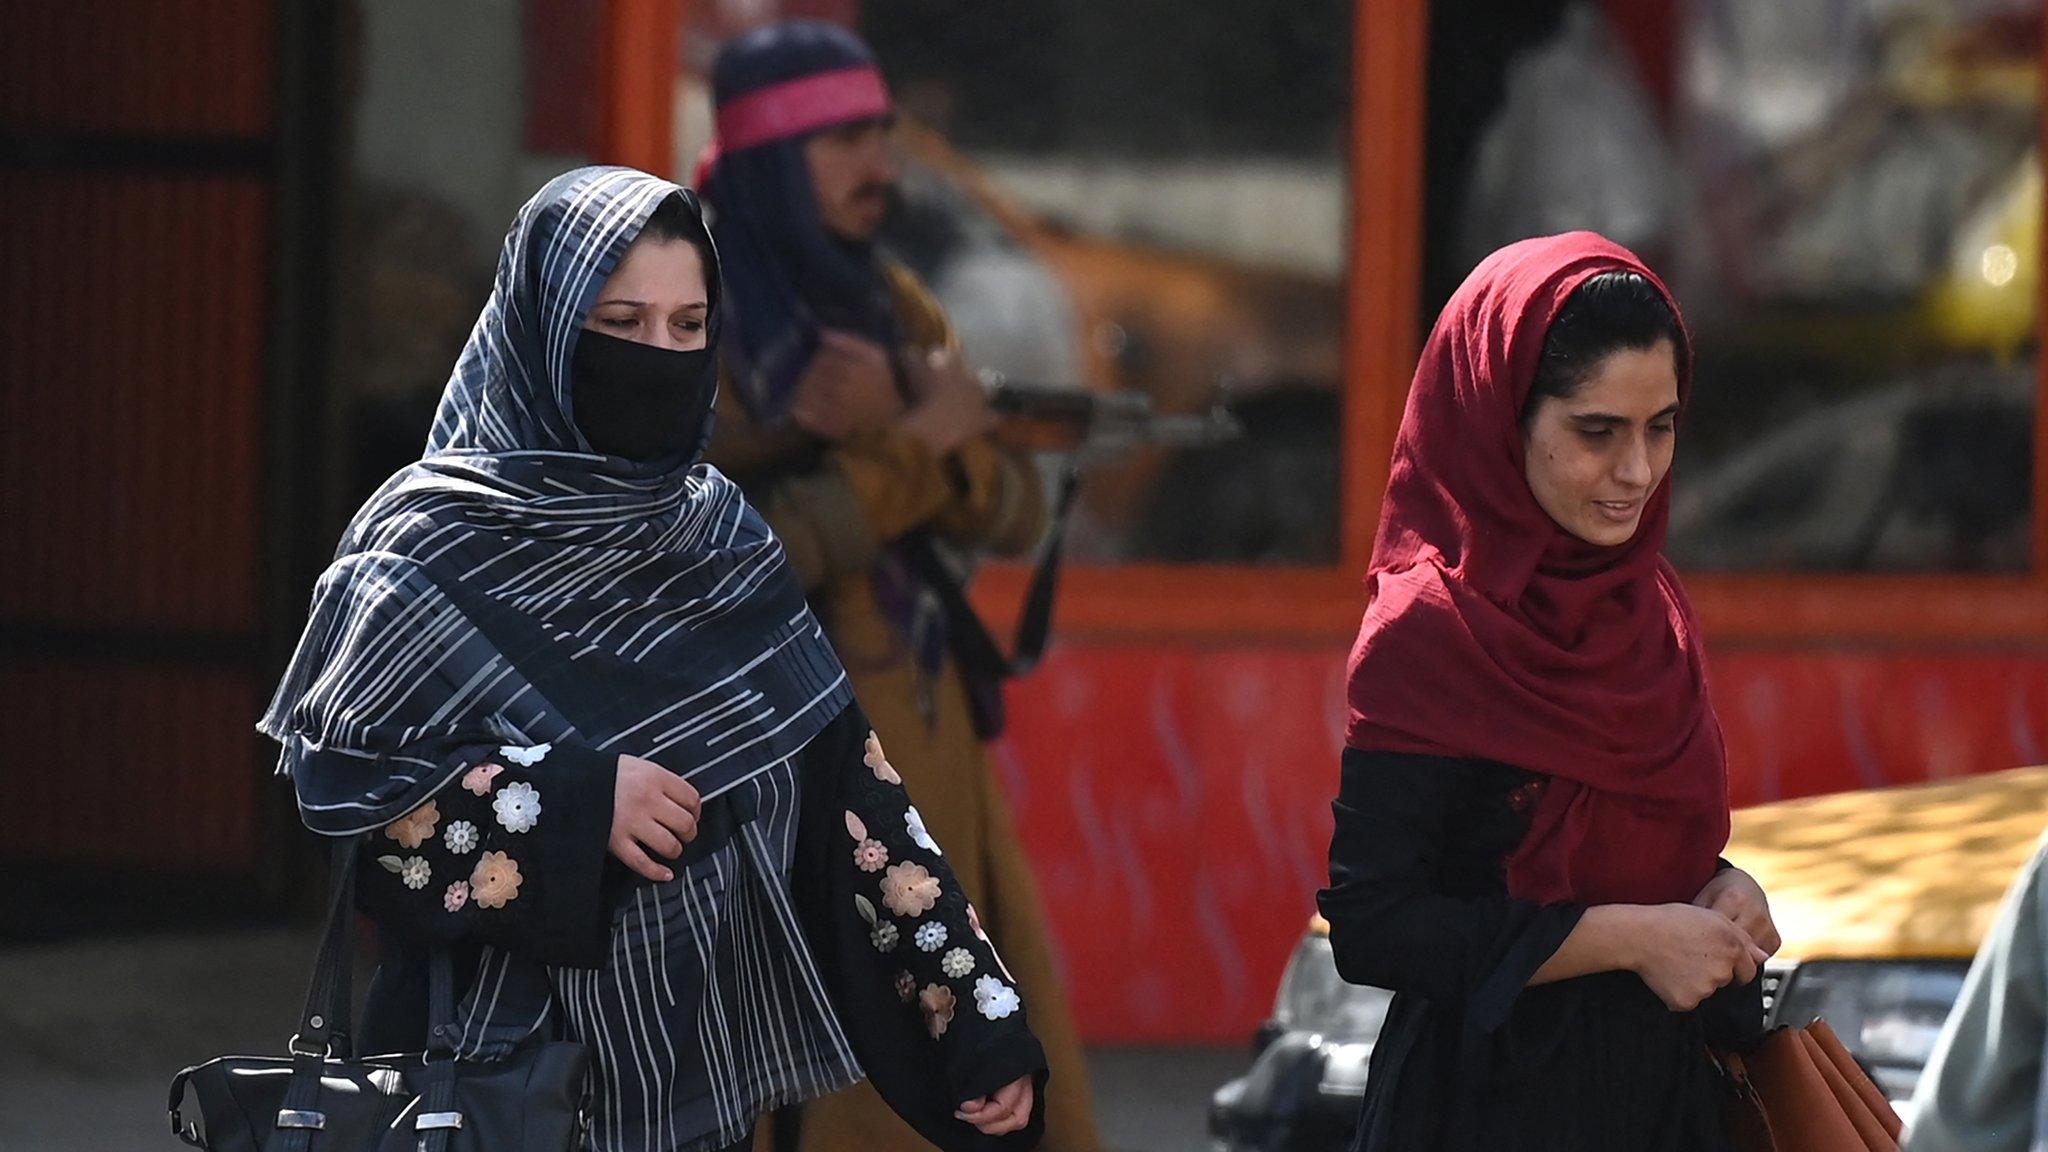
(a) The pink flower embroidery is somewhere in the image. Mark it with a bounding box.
[965,902,1016,980]
[919,983,956,1038]
[384,800,440,849]
[880,861,941,918]
[462,762,504,796]
[470,851,523,909]
[443,881,470,912]
[895,970,918,1003]
[864,732,901,785]
[854,838,889,873]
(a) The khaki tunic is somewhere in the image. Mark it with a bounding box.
[714,263,1102,1152]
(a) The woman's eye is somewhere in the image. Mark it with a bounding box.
[1650,423,1676,436]
[598,316,635,329]
[1578,427,1613,440]
[672,318,704,332]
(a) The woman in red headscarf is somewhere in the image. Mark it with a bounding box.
[1319,233,1779,1150]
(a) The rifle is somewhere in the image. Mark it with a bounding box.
[914,371,1244,740]
[974,369,1243,459]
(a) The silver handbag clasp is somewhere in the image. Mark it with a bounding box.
[275,1109,327,1130]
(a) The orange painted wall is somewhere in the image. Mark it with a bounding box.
[1000,644,2048,1043]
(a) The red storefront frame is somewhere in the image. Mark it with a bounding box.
[602,0,2048,1043]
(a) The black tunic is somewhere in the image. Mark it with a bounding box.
[353,702,1047,1152]
[1317,749,1763,1152]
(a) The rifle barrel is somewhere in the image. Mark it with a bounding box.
[977,371,1243,448]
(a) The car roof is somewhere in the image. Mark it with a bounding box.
[1729,765,2048,963]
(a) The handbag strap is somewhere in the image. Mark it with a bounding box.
[166,1064,204,1148]
[257,836,364,1152]
[177,835,477,1152]
[292,835,363,1061]
[415,946,464,1152]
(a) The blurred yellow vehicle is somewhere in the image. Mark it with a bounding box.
[1726,764,2048,1120]
[1208,767,2048,1149]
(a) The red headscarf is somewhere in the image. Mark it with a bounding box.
[1345,232,1728,907]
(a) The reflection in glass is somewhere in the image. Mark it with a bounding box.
[860,2,1352,564]
[1431,0,2038,572]
[1772,959,1970,1103]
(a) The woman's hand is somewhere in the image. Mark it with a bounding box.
[610,754,702,883]
[956,1075,1034,1136]
[1630,903,1769,1012]
[1693,866,1782,958]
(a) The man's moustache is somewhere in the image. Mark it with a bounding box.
[855,183,901,211]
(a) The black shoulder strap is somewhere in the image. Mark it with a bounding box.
[270,835,365,1152]
[903,463,1082,740]
[293,835,363,1060]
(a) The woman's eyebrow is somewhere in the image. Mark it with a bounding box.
[591,298,709,310]
[1570,403,1681,427]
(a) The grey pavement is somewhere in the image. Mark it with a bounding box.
[0,929,1247,1151]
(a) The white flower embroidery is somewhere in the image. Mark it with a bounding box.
[399,856,432,891]
[905,806,941,856]
[973,975,1020,1021]
[492,781,542,833]
[870,921,900,952]
[941,948,975,978]
[498,743,551,767]
[443,820,479,854]
[914,922,948,952]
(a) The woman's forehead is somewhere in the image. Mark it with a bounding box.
[599,238,707,300]
[1561,342,1682,412]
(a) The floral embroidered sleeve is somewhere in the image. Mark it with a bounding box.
[790,703,1048,1148]
[848,730,1027,1043]
[353,740,618,970]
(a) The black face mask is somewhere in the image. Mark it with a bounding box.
[571,329,719,463]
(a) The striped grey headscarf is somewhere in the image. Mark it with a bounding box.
[261,166,852,835]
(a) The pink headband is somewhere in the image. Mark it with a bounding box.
[714,65,893,153]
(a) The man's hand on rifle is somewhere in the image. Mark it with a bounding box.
[788,329,903,440]
[899,345,997,456]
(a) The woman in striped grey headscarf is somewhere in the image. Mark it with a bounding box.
[260,166,1045,1152]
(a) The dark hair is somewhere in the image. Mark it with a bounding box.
[639,194,719,311]
[642,195,702,244]
[1522,272,1685,425]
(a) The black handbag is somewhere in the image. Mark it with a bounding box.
[167,837,590,1151]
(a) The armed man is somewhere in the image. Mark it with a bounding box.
[697,20,1104,1152]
